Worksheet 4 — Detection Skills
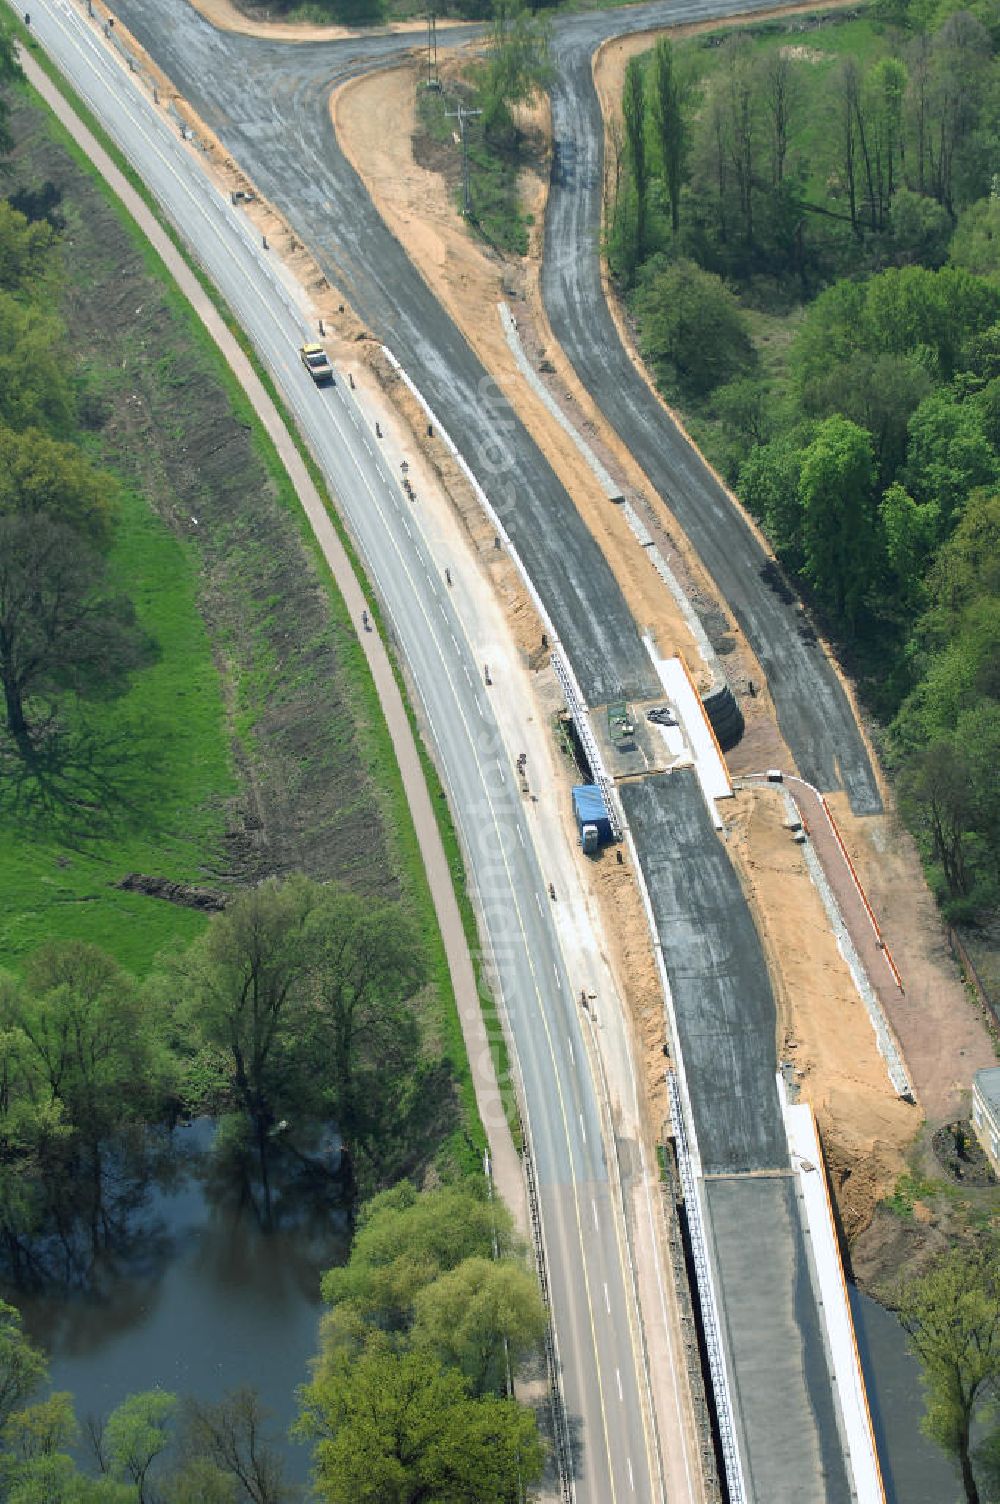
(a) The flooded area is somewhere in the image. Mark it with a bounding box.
[8,1119,349,1481]
[1,1120,960,1498]
[851,1285,961,1504]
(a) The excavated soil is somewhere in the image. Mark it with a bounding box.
[329,48,993,1279]
[826,791,996,1127]
[727,787,916,1240]
[333,60,715,679]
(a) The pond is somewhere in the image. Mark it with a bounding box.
[8,1119,350,1484]
[850,1285,961,1504]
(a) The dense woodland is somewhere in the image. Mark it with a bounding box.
[607,4,1000,927]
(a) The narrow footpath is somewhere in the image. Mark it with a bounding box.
[16,42,527,1232]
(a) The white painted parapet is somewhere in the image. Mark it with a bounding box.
[778,1077,886,1504]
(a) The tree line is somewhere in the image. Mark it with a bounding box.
[609,9,997,292]
[0,1180,546,1502]
[0,181,150,766]
[608,12,1000,923]
[0,877,458,1285]
[1,20,150,761]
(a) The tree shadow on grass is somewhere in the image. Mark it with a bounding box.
[0,711,170,848]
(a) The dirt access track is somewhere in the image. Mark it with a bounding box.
[330,46,996,1243]
[96,0,993,1262]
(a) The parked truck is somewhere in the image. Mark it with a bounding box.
[572,784,613,854]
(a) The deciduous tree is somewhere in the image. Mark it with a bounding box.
[0,1301,46,1429]
[651,38,684,234]
[297,1341,544,1504]
[479,0,551,148]
[177,1389,285,1504]
[411,1256,547,1396]
[320,1180,516,1337]
[0,203,57,295]
[899,1244,1000,1503]
[798,416,878,629]
[636,257,755,398]
[0,515,147,755]
[0,426,118,549]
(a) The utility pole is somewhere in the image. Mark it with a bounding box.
[445,101,482,216]
[425,7,439,90]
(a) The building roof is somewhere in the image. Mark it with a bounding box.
[974,1066,1000,1117]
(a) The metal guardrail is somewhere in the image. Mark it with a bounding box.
[520,1119,576,1504]
[551,651,623,843]
[667,1072,747,1504]
[382,348,623,851]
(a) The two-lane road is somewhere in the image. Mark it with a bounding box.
[14,4,672,1497]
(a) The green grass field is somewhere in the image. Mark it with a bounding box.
[0,484,234,976]
[0,59,504,1162]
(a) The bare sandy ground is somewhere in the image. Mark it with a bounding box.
[187,0,461,42]
[330,49,931,1255]
[826,792,997,1126]
[104,0,992,1268]
[728,787,916,1237]
[332,60,717,683]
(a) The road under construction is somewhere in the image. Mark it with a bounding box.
[21,0,895,1498]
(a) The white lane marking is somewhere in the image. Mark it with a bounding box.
[604,1281,611,1314]
[361,438,372,455]
[616,1368,623,1402]
[568,1039,575,1066]
[438,602,448,620]
[592,1199,599,1232]
[553,963,561,986]
[402,519,412,538]
[463,665,472,685]
[535,892,544,916]
[495,760,505,782]
[627,1457,635,1492]
[517,826,525,847]
[579,1113,587,1145]
[39,26,631,1492]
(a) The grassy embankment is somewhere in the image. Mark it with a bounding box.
[1,27,514,1162]
[416,83,534,256]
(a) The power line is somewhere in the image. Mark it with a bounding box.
[445,100,482,216]
[425,6,439,90]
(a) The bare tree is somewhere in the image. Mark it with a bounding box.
[182,1389,288,1504]
[603,114,625,230]
[926,12,989,217]
[760,49,798,188]
[906,32,932,195]
[837,58,861,237]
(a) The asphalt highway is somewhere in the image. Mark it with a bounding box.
[105,0,881,819]
[542,18,882,815]
[16,3,668,1498]
[104,0,676,710]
